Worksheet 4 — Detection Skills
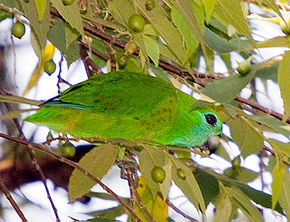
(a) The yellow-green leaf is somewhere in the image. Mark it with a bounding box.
[34,0,47,21]
[213,183,232,222]
[228,117,264,156]
[271,152,287,209]
[68,143,118,201]
[202,0,217,22]
[279,169,290,218]
[215,0,252,40]
[171,159,205,213]
[50,0,84,36]
[278,51,290,118]
[255,36,290,48]
[134,0,186,65]
[143,35,160,66]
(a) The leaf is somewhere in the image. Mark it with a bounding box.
[171,7,199,63]
[278,51,290,118]
[20,0,50,48]
[269,140,290,157]
[213,183,232,222]
[202,65,257,102]
[279,169,290,218]
[50,0,84,36]
[143,35,160,66]
[171,159,205,213]
[248,115,290,138]
[65,25,80,49]
[134,0,187,65]
[204,27,239,53]
[255,36,290,48]
[194,168,219,207]
[34,0,47,21]
[263,0,283,18]
[254,61,279,82]
[68,143,118,201]
[271,154,287,209]
[229,186,263,222]
[138,146,171,199]
[202,0,217,22]
[224,167,259,182]
[215,0,252,40]
[47,21,80,65]
[228,117,264,156]
[136,177,168,222]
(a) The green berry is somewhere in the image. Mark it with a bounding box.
[62,0,74,6]
[60,142,76,157]
[151,167,166,183]
[237,59,251,75]
[232,156,241,169]
[44,60,56,75]
[145,0,155,11]
[177,168,186,180]
[11,21,25,39]
[128,14,145,33]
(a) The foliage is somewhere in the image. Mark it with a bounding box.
[0,0,289,221]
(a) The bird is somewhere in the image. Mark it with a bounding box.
[2,71,222,147]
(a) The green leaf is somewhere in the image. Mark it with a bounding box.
[171,159,205,213]
[229,186,263,222]
[134,0,187,65]
[34,0,47,21]
[138,146,171,199]
[248,115,290,138]
[224,167,259,182]
[50,0,84,36]
[254,61,279,82]
[68,143,118,201]
[263,0,283,18]
[20,0,50,48]
[213,183,232,222]
[202,0,217,22]
[202,65,257,102]
[228,117,264,156]
[255,36,290,48]
[271,154,287,209]
[65,25,80,49]
[278,51,290,118]
[269,140,290,157]
[204,27,238,52]
[279,169,290,218]
[47,21,80,65]
[194,168,219,207]
[90,206,126,220]
[143,35,160,66]
[215,0,252,40]
[171,7,199,63]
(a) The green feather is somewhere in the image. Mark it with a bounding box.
[25,71,222,147]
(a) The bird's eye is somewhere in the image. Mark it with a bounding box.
[205,114,217,126]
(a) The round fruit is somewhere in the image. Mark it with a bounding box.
[237,59,251,75]
[151,167,166,183]
[11,21,25,39]
[60,142,76,157]
[128,14,145,33]
[44,60,56,75]
[280,18,290,35]
[62,0,74,6]
[145,0,155,11]
[177,168,186,180]
[232,156,241,169]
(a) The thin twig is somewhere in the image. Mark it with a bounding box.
[165,198,198,222]
[0,177,27,222]
[0,133,142,222]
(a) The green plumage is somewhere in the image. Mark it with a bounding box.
[25,72,222,147]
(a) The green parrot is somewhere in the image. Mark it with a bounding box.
[4,71,222,147]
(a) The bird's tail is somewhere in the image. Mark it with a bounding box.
[0,94,43,121]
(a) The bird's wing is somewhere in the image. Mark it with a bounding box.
[43,72,179,118]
